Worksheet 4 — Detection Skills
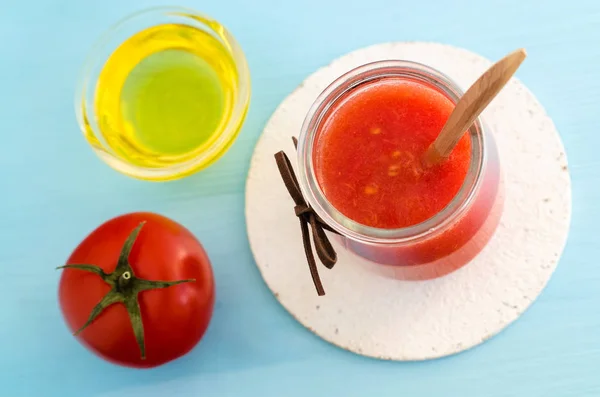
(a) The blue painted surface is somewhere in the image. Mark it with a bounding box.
[1,0,598,395]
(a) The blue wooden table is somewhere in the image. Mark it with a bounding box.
[1,0,598,395]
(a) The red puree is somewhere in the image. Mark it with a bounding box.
[315,78,471,229]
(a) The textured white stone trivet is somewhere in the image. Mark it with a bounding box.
[245,42,571,361]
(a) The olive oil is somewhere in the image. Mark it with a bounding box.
[94,23,240,169]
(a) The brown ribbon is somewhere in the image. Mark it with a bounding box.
[274,137,339,296]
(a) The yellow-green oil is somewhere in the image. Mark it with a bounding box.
[93,23,240,172]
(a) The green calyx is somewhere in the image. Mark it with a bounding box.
[57,222,196,360]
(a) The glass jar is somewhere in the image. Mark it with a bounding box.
[296,60,503,279]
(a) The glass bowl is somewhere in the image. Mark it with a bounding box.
[75,6,251,181]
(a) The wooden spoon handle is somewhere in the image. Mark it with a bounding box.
[424,48,527,166]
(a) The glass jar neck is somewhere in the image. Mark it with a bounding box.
[296,60,487,244]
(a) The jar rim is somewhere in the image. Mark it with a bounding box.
[74,6,251,181]
[296,60,487,244]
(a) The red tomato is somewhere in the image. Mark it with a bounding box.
[58,212,215,368]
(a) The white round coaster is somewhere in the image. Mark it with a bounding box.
[245,42,571,360]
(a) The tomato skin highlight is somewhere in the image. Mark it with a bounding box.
[58,212,215,368]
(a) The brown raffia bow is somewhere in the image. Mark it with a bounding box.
[274,137,340,296]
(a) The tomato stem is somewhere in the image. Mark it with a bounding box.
[58,222,196,360]
[73,292,124,335]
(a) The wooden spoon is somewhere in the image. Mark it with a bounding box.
[423,48,527,166]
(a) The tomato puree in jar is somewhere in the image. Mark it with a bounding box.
[314,77,471,229]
